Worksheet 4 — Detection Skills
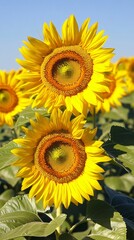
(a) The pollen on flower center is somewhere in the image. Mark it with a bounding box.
[0,86,18,113]
[56,60,74,79]
[34,133,86,183]
[49,146,67,163]
[41,45,93,96]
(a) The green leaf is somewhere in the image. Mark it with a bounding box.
[72,227,91,240]
[105,173,134,192]
[0,222,48,239]
[59,233,77,240]
[0,195,41,228]
[102,140,125,158]
[121,92,134,104]
[115,145,134,175]
[0,214,66,239]
[102,106,129,121]
[89,212,126,240]
[45,214,66,236]
[0,189,15,208]
[104,186,134,231]
[86,200,114,229]
[111,126,134,146]
[0,195,37,214]
[0,166,19,186]
[14,106,49,128]
[0,141,18,170]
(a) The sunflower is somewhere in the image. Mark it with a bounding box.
[95,63,127,112]
[12,109,111,208]
[126,57,134,93]
[0,69,31,126]
[116,57,134,93]
[17,15,114,115]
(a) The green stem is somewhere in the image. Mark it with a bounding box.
[56,205,62,235]
[93,107,96,129]
[69,217,87,233]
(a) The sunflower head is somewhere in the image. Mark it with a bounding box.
[116,57,134,94]
[0,69,31,126]
[12,109,111,209]
[17,15,114,115]
[95,63,127,112]
[126,57,134,93]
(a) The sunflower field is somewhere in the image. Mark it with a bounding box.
[0,15,134,240]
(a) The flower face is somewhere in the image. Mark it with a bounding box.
[12,109,111,208]
[0,70,31,126]
[17,15,114,115]
[127,58,134,93]
[116,57,134,94]
[95,64,127,112]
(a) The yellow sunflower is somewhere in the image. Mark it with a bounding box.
[116,57,134,93]
[17,15,114,115]
[95,63,127,112]
[12,109,111,209]
[0,69,31,126]
[126,57,134,93]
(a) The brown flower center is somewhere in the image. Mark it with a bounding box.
[41,46,93,96]
[34,133,86,183]
[0,85,18,113]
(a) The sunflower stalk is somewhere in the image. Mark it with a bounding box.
[93,107,96,129]
[56,205,62,234]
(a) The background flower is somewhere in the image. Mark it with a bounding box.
[94,63,127,112]
[116,57,134,93]
[0,69,31,126]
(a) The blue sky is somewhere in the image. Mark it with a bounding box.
[0,0,134,70]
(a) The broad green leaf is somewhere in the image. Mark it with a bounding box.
[111,126,134,146]
[104,186,134,231]
[89,212,126,240]
[102,140,125,158]
[14,106,49,128]
[86,200,114,229]
[0,195,41,228]
[0,195,38,215]
[72,226,91,240]
[15,238,26,240]
[0,211,40,228]
[105,173,134,192]
[0,166,19,186]
[0,141,18,170]
[102,106,129,121]
[0,223,10,235]
[121,92,134,104]
[0,222,48,239]
[59,233,77,240]
[44,214,66,236]
[99,122,124,141]
[0,214,66,239]
[0,189,15,208]
[115,145,134,175]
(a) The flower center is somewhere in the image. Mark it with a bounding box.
[0,86,18,113]
[41,46,93,96]
[34,133,86,183]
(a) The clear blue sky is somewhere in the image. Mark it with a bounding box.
[0,0,134,70]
